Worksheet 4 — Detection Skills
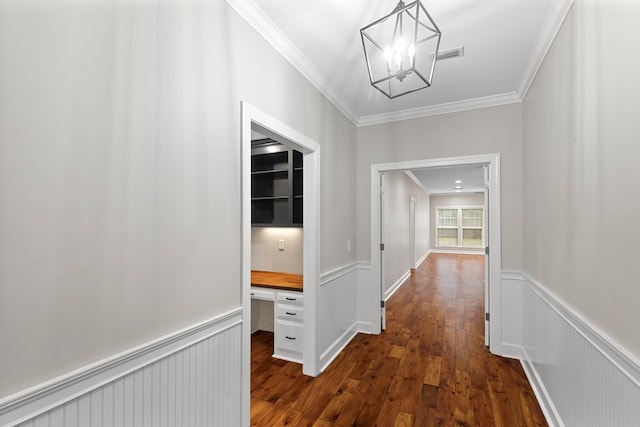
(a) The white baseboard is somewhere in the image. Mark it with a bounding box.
[319,321,359,372]
[501,271,640,427]
[356,321,374,335]
[0,308,244,427]
[520,347,564,427]
[384,270,411,301]
[415,249,431,269]
[498,343,523,360]
[430,248,484,255]
[258,319,274,333]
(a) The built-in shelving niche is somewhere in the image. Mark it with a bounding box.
[251,139,303,227]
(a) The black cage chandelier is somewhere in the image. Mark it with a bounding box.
[360,0,441,99]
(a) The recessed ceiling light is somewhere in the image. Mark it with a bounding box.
[454,185,463,190]
[455,180,462,184]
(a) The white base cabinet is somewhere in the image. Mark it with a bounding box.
[251,287,304,364]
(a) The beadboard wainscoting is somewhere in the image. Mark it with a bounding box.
[0,309,243,427]
[318,262,360,371]
[502,271,640,427]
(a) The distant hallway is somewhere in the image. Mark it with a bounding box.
[251,253,547,426]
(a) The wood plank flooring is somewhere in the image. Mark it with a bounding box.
[251,254,547,426]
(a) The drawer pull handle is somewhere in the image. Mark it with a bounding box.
[285,336,296,340]
[285,297,297,301]
[286,312,296,316]
[251,293,255,296]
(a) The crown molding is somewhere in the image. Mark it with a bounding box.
[404,170,429,194]
[225,0,360,126]
[518,0,574,98]
[227,0,572,128]
[358,92,522,127]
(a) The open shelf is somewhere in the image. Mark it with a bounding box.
[251,139,303,227]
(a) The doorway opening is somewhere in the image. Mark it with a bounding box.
[370,154,501,351]
[240,102,320,426]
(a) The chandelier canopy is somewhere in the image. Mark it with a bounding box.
[360,0,441,99]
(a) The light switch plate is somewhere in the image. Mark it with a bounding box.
[278,239,285,251]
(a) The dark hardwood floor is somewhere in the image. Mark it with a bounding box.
[251,254,547,426]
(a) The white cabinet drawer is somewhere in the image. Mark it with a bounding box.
[250,287,275,301]
[275,323,303,355]
[277,290,303,306]
[276,306,304,323]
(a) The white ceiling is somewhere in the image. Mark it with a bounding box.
[409,165,485,194]
[228,0,571,126]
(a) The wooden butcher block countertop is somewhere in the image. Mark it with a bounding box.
[251,270,303,291]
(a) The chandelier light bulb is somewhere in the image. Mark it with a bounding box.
[408,43,415,67]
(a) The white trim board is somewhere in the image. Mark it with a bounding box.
[520,347,564,427]
[415,250,431,269]
[517,0,574,98]
[0,308,243,427]
[384,270,411,301]
[404,170,429,194]
[320,262,358,286]
[319,322,360,373]
[358,92,522,127]
[430,249,484,255]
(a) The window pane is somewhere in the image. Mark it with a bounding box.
[462,208,483,228]
[462,228,482,247]
[437,209,458,227]
[437,228,458,246]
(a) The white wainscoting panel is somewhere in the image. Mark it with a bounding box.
[502,271,640,427]
[318,263,359,371]
[355,262,375,334]
[1,309,243,427]
[499,271,524,359]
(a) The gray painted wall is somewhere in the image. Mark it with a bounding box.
[0,0,357,398]
[382,171,429,294]
[356,103,524,271]
[251,227,303,274]
[523,0,640,357]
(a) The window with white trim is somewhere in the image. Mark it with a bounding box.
[435,206,484,248]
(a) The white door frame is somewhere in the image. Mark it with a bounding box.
[409,196,416,269]
[370,153,502,352]
[241,102,321,426]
